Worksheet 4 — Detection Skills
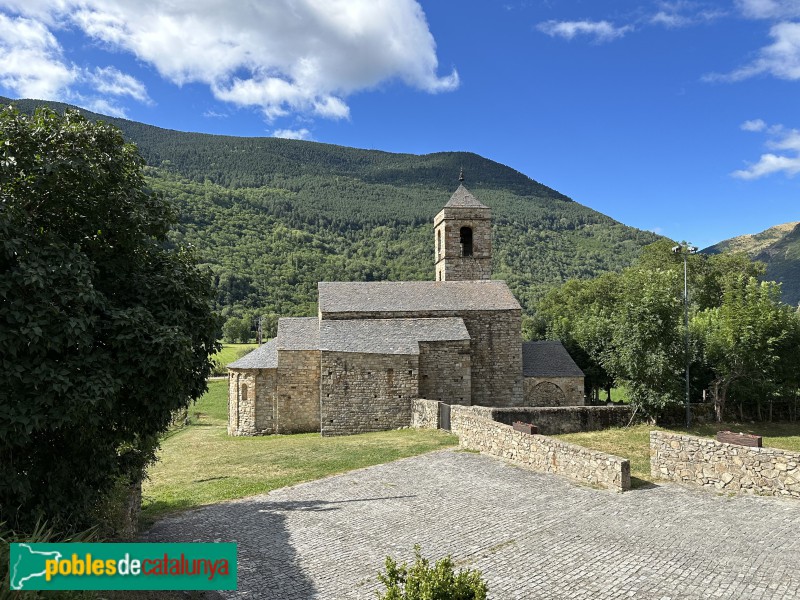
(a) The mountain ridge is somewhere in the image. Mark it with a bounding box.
[705,222,800,306]
[2,96,663,318]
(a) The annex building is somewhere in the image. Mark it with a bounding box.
[228,179,584,436]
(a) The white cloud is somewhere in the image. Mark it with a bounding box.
[733,121,800,179]
[0,13,77,98]
[741,118,767,131]
[736,0,800,19]
[710,21,800,82]
[88,66,150,103]
[81,96,128,118]
[536,19,633,42]
[1,0,458,122]
[272,128,312,140]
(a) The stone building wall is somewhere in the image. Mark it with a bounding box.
[651,431,800,499]
[411,398,440,429]
[450,406,630,492]
[434,207,491,281]
[418,340,471,405]
[320,351,418,436]
[276,349,320,434]
[228,369,277,436]
[321,308,523,408]
[460,310,523,406]
[523,377,585,407]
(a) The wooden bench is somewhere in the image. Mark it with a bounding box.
[716,430,762,448]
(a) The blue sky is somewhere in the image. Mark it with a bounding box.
[1,0,799,248]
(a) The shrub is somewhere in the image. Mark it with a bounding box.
[377,545,488,600]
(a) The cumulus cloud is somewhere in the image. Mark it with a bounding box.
[736,0,800,19]
[649,2,726,28]
[0,0,458,122]
[272,128,312,140]
[88,66,150,103]
[708,22,800,82]
[536,19,633,42]
[741,118,767,131]
[733,121,800,179]
[0,13,77,98]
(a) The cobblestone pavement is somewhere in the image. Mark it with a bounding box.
[145,449,800,599]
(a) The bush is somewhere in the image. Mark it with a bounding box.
[377,545,488,600]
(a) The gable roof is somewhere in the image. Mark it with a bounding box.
[444,184,489,209]
[228,338,278,369]
[276,317,320,350]
[522,341,584,378]
[319,317,469,355]
[318,280,520,315]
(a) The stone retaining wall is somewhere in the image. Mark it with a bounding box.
[650,431,800,499]
[451,406,630,492]
[451,405,633,435]
[411,398,440,429]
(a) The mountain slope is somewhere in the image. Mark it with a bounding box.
[2,97,662,318]
[705,222,800,306]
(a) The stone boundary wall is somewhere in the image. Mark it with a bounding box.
[450,405,633,435]
[451,406,630,492]
[650,431,800,499]
[411,398,440,429]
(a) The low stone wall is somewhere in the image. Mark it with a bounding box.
[450,405,633,435]
[451,406,630,492]
[651,431,800,499]
[411,398,440,429]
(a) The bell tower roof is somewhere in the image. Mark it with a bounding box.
[444,184,489,209]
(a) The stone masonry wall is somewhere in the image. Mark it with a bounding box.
[450,406,630,492]
[320,351,418,436]
[276,349,320,434]
[411,398,440,429]
[651,431,800,499]
[228,369,278,436]
[418,340,471,405]
[524,377,584,407]
[460,310,523,407]
[451,405,633,435]
[322,309,523,408]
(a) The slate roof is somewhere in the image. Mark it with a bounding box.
[319,318,469,355]
[522,341,584,378]
[276,317,320,351]
[227,338,278,369]
[444,184,489,209]
[318,281,521,315]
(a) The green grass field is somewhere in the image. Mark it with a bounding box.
[556,422,800,488]
[209,343,258,375]
[142,380,457,524]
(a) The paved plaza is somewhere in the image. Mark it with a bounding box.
[145,449,800,599]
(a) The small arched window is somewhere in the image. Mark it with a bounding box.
[460,226,473,257]
[436,229,441,258]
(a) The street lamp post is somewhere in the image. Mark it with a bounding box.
[672,244,697,428]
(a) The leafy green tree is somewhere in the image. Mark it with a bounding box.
[222,316,253,343]
[0,107,220,531]
[692,276,800,421]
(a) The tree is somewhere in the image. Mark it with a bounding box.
[0,107,220,531]
[692,276,800,422]
[222,316,253,343]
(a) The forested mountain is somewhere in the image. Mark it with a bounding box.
[705,222,800,307]
[3,97,662,319]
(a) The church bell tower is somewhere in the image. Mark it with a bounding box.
[434,171,492,281]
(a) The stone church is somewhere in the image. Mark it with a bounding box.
[228,178,584,436]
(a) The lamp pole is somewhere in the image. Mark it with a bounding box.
[672,244,697,428]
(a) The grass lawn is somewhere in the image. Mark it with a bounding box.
[556,422,800,488]
[142,380,457,525]
[210,343,259,375]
